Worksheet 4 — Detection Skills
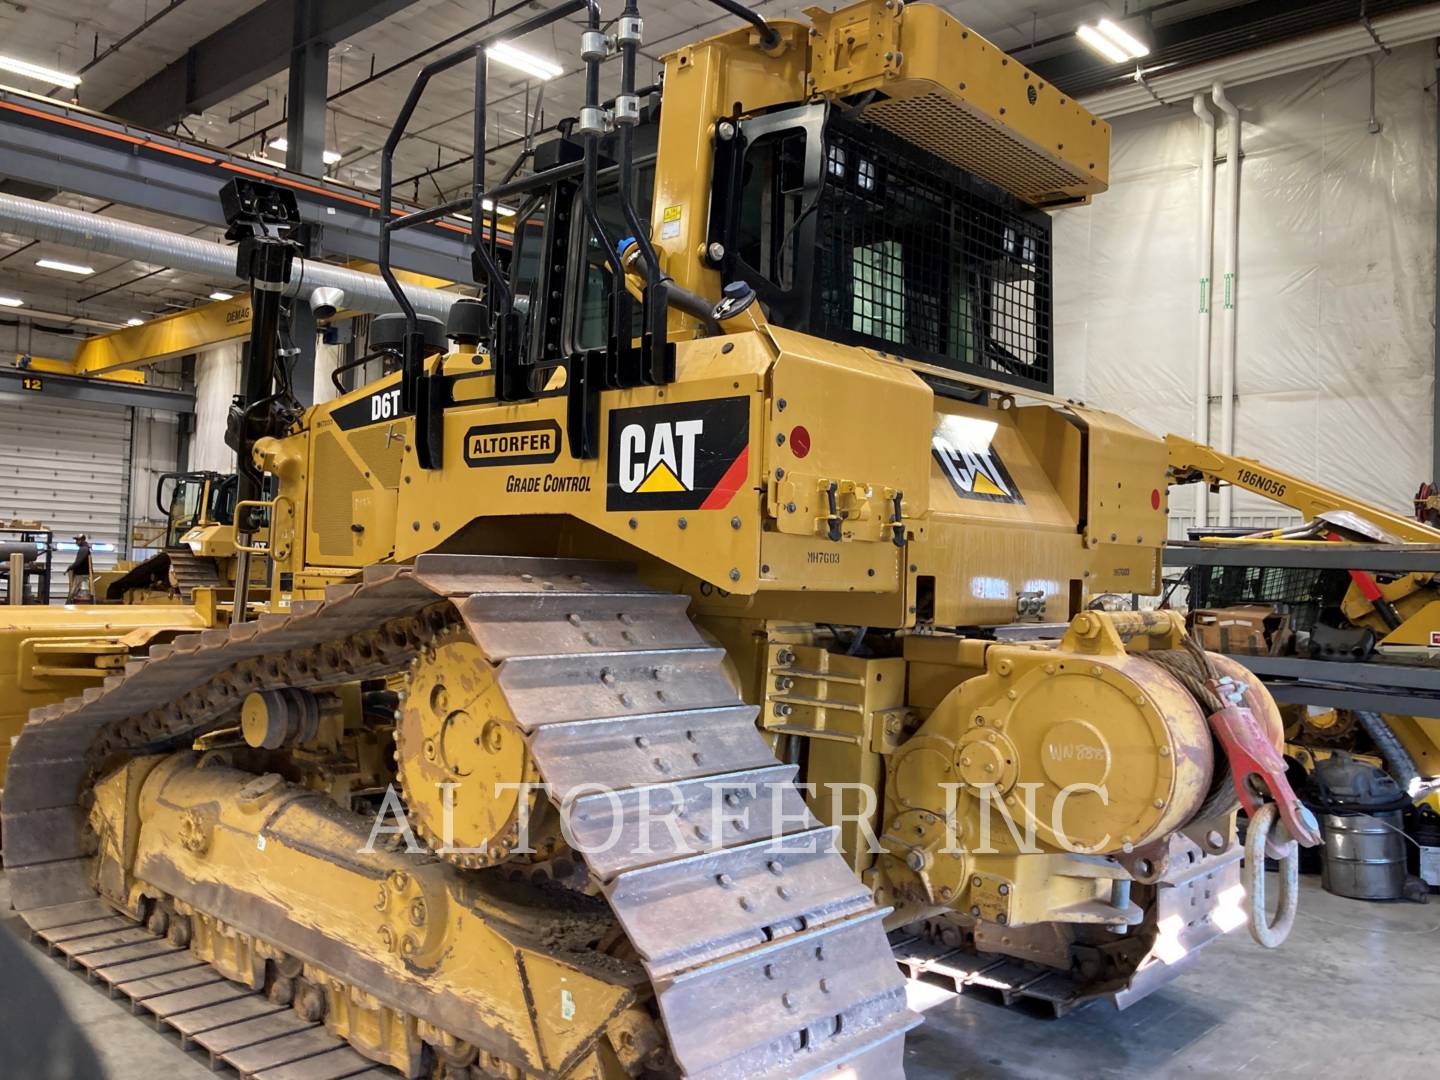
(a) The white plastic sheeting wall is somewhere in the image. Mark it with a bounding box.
[192,341,243,475]
[1056,43,1437,537]
[190,337,341,472]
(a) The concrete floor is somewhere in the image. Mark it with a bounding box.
[2,873,1436,1079]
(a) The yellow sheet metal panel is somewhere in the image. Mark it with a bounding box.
[762,326,931,550]
[652,26,810,313]
[0,604,210,778]
[392,336,771,591]
[915,519,1084,627]
[299,378,406,569]
[808,1,1110,207]
[1012,403,1084,525]
[913,398,1084,625]
[1072,405,1168,594]
[927,400,1075,531]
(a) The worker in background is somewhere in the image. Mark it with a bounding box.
[66,533,92,603]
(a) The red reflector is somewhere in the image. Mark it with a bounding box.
[1151,488,1162,511]
[790,425,812,458]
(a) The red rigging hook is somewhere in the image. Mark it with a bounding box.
[1205,674,1321,854]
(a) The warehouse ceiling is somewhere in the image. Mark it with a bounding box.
[0,0,1420,357]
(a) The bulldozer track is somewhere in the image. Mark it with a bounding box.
[4,555,917,1079]
[168,551,225,600]
[22,897,400,1080]
[103,549,224,603]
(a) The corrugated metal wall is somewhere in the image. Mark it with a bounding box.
[0,392,132,599]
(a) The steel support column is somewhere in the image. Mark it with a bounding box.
[289,301,317,406]
[105,0,413,133]
[1432,46,1440,489]
[285,0,331,178]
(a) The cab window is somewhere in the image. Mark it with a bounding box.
[574,164,655,351]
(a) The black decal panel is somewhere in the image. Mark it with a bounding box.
[606,397,750,512]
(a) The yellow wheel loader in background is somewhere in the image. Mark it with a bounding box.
[3,3,1318,1078]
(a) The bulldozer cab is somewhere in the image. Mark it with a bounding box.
[156,470,236,549]
[368,0,1108,476]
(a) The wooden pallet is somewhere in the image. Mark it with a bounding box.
[26,899,399,1080]
[890,932,1096,1019]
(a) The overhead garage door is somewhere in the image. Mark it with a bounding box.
[0,392,132,601]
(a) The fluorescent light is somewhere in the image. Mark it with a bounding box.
[455,199,518,223]
[1077,25,1130,63]
[36,258,94,275]
[209,290,235,301]
[126,317,145,326]
[1078,21,1149,63]
[485,41,563,81]
[0,54,81,89]
[1096,19,1151,59]
[268,137,342,165]
[0,296,22,308]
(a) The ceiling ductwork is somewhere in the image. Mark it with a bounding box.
[0,191,460,322]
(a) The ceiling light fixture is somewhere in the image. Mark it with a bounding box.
[0,54,81,89]
[35,258,94,275]
[127,318,145,326]
[455,198,518,222]
[1097,19,1151,59]
[485,42,563,81]
[1077,20,1151,64]
[209,290,235,301]
[268,137,342,165]
[0,296,23,308]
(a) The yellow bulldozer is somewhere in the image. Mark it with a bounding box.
[3,3,1318,1078]
[98,470,243,606]
[0,470,256,783]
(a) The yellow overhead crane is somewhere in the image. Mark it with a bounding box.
[3,5,1315,1079]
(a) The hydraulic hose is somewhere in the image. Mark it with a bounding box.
[579,1,626,320]
[616,0,664,285]
[1354,710,1423,793]
[704,0,781,49]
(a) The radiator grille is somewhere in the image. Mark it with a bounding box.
[346,426,404,489]
[864,92,1094,207]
